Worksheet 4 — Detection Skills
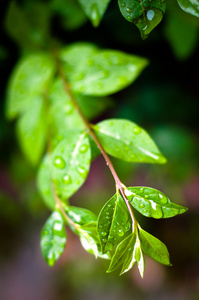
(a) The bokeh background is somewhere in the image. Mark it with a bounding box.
[0,0,199,299]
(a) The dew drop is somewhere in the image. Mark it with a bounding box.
[124,222,130,232]
[121,2,125,7]
[80,144,89,153]
[118,229,124,236]
[102,238,107,243]
[90,3,100,27]
[126,7,133,13]
[77,166,87,177]
[101,231,107,236]
[133,126,142,134]
[159,193,168,204]
[54,156,66,169]
[146,9,155,21]
[139,188,144,193]
[62,175,72,184]
[139,203,145,208]
[106,216,110,219]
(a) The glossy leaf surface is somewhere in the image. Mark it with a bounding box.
[97,193,132,253]
[94,119,166,164]
[50,132,91,199]
[40,211,67,266]
[79,222,111,259]
[60,43,148,96]
[139,227,171,265]
[16,95,47,165]
[107,232,145,276]
[126,186,188,218]
[65,206,97,227]
[37,155,56,210]
[177,0,199,17]
[77,0,111,26]
[6,53,55,119]
[118,0,166,39]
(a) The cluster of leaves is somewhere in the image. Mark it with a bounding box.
[77,0,199,39]
[5,39,188,276]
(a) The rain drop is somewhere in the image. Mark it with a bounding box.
[146,9,155,21]
[80,144,89,153]
[159,193,168,204]
[121,2,125,7]
[101,231,107,236]
[118,229,124,236]
[124,222,130,232]
[77,166,87,177]
[126,7,133,13]
[139,203,145,208]
[54,156,66,169]
[62,175,72,184]
[133,126,142,134]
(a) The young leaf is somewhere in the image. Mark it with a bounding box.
[6,53,55,119]
[118,233,145,276]
[125,186,188,219]
[37,155,56,211]
[50,131,91,199]
[77,0,111,27]
[60,44,148,96]
[93,119,166,164]
[97,193,132,253]
[118,0,166,39]
[40,211,67,266]
[79,222,111,259]
[177,0,199,17]
[107,233,136,273]
[138,227,171,266]
[16,94,47,165]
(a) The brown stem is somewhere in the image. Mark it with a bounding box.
[52,182,80,230]
[54,52,137,227]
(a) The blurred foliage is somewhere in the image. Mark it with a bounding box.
[0,0,199,299]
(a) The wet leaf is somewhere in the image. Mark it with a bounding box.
[79,222,111,259]
[65,206,97,227]
[97,193,132,253]
[125,186,188,218]
[177,0,199,17]
[16,94,47,165]
[139,227,171,265]
[50,131,91,199]
[37,155,56,211]
[49,79,84,138]
[77,0,111,26]
[60,43,148,96]
[6,53,55,119]
[40,211,67,266]
[107,233,136,273]
[118,0,166,39]
[93,119,166,164]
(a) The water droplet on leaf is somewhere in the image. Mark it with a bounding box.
[62,175,72,184]
[80,144,89,153]
[54,156,66,169]
[118,229,124,236]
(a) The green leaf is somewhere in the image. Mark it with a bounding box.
[50,131,91,199]
[49,79,84,138]
[164,11,199,60]
[125,186,188,218]
[107,233,136,273]
[98,193,132,253]
[50,0,87,31]
[6,53,55,119]
[118,0,166,39]
[65,206,97,227]
[79,222,111,259]
[60,43,148,96]
[177,0,199,17]
[93,119,166,164]
[4,1,50,49]
[139,227,171,265]
[16,94,47,165]
[77,0,111,26]
[40,211,67,266]
[37,155,56,211]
